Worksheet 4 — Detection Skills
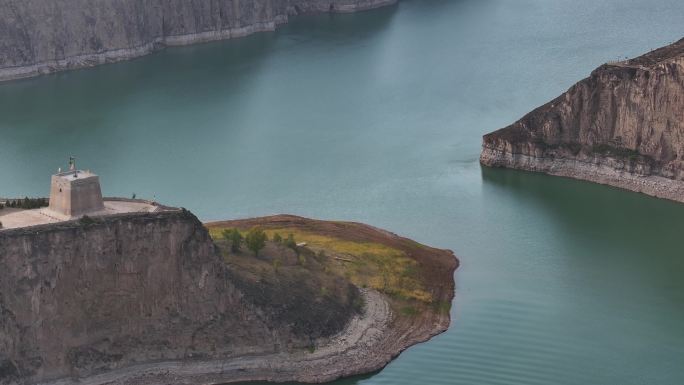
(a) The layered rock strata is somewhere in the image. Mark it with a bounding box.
[0,0,397,82]
[481,38,684,202]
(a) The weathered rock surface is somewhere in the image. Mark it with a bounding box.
[481,38,684,202]
[0,0,396,82]
[0,211,456,385]
[0,210,295,385]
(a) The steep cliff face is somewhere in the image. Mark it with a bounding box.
[0,210,292,385]
[481,38,684,202]
[0,211,456,385]
[0,0,396,82]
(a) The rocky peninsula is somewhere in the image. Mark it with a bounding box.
[481,38,684,202]
[0,0,396,82]
[0,209,457,385]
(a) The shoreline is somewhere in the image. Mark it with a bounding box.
[481,146,684,203]
[479,38,684,204]
[37,288,449,385]
[0,21,283,84]
[0,0,397,83]
[4,213,457,385]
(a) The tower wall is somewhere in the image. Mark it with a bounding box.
[48,172,105,218]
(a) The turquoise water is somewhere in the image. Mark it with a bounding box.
[2,0,684,383]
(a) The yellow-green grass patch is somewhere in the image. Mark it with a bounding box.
[208,226,432,303]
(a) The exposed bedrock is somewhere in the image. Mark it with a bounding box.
[0,211,456,385]
[481,38,684,202]
[0,211,297,384]
[0,0,397,82]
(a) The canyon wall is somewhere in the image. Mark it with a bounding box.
[0,0,396,82]
[0,210,456,385]
[481,38,684,202]
[0,210,296,385]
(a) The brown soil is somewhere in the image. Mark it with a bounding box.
[206,214,459,309]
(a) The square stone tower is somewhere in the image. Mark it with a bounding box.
[48,169,105,218]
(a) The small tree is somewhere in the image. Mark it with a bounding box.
[245,227,267,257]
[285,234,297,250]
[221,229,232,243]
[272,232,282,243]
[222,228,243,252]
[229,228,243,252]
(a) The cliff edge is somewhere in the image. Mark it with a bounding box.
[481,38,684,202]
[0,211,456,385]
[0,0,397,82]
[0,210,287,384]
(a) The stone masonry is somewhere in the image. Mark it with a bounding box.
[47,170,105,219]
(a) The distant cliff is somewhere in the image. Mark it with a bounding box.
[481,38,684,202]
[0,0,396,82]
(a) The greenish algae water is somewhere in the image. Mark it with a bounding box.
[1,0,684,384]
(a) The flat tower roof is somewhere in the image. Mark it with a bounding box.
[53,170,98,181]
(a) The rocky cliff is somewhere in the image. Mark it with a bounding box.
[0,211,456,385]
[0,210,297,384]
[481,38,684,202]
[0,0,396,82]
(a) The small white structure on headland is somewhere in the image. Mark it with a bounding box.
[0,158,164,230]
[47,157,105,219]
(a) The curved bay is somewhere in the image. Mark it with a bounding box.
[1,0,683,384]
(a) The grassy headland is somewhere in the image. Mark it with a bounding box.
[206,215,457,335]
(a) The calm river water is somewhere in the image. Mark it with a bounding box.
[1,0,684,384]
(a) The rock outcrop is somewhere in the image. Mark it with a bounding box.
[481,38,684,202]
[0,210,293,384]
[0,0,396,82]
[0,211,457,385]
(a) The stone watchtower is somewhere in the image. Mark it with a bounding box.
[48,157,105,218]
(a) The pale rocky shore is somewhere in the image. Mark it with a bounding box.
[0,0,397,82]
[481,38,684,202]
[39,290,403,385]
[480,148,684,202]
